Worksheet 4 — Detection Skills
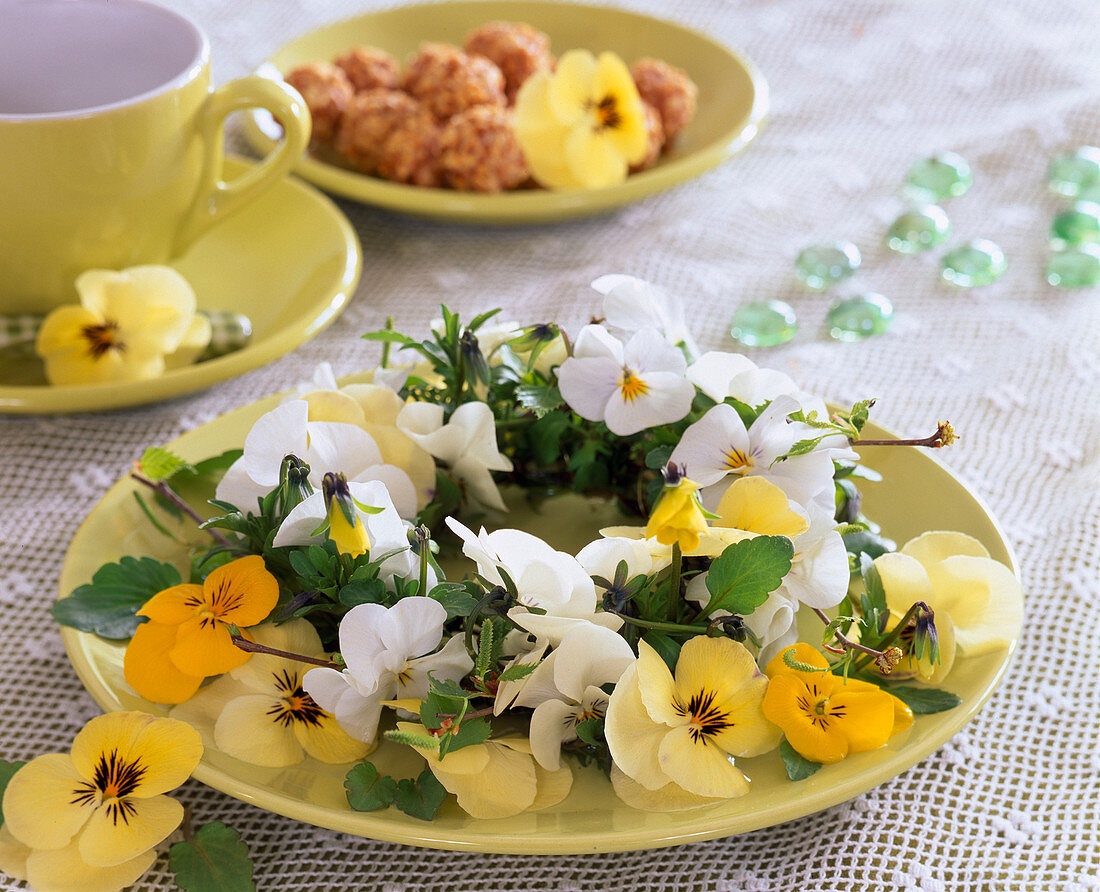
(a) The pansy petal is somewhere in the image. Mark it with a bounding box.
[272,492,328,548]
[136,584,201,624]
[875,552,935,615]
[635,640,681,727]
[399,634,474,700]
[565,125,627,188]
[123,621,203,705]
[551,623,636,702]
[764,675,850,764]
[901,530,990,568]
[928,555,1022,655]
[170,618,251,677]
[603,370,695,436]
[669,404,752,487]
[434,741,538,819]
[610,764,724,812]
[0,825,30,881]
[528,698,575,770]
[715,476,809,539]
[299,389,367,426]
[213,695,304,768]
[239,401,309,487]
[230,621,324,693]
[547,48,596,124]
[556,354,621,422]
[70,712,203,798]
[26,842,155,892]
[202,555,278,627]
[303,421,383,477]
[824,689,896,756]
[529,761,574,811]
[78,794,182,867]
[2,754,93,850]
[293,713,373,764]
[657,725,751,798]
[604,664,672,791]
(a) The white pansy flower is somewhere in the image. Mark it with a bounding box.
[556,325,695,436]
[576,536,661,606]
[216,400,419,518]
[446,518,622,645]
[512,624,636,769]
[669,397,838,516]
[302,597,472,744]
[590,274,699,357]
[397,401,513,512]
[272,479,430,588]
[687,351,802,408]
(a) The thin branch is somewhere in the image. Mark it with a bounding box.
[230,634,342,670]
[130,472,232,547]
[850,420,957,449]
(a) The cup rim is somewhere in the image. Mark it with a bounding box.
[0,0,211,121]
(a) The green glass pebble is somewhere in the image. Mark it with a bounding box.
[886,205,951,254]
[827,294,894,341]
[795,242,861,289]
[730,300,798,347]
[1047,146,1100,197]
[1046,245,1100,288]
[941,239,1007,287]
[905,152,973,202]
[1050,202,1100,249]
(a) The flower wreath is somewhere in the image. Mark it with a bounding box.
[53,274,1023,822]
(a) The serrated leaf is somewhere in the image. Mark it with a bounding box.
[52,556,181,639]
[498,661,538,683]
[428,675,473,699]
[885,686,961,715]
[703,536,793,617]
[338,578,385,607]
[168,822,255,892]
[138,446,193,482]
[393,769,448,821]
[438,716,491,758]
[847,398,876,433]
[345,762,397,811]
[515,384,564,418]
[427,582,478,620]
[0,760,26,824]
[779,738,821,781]
[574,717,605,747]
[821,615,862,648]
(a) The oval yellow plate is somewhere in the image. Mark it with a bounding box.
[58,396,1019,853]
[241,0,767,223]
[0,158,361,415]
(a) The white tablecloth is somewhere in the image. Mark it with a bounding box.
[3,0,1099,888]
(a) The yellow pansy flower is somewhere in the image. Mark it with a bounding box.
[35,266,209,385]
[605,637,780,799]
[397,723,573,819]
[0,712,201,892]
[123,555,279,704]
[514,49,649,189]
[762,643,913,764]
[170,621,371,768]
[645,472,709,552]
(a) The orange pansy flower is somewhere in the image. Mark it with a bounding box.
[123,555,279,704]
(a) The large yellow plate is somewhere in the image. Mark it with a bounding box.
[241,0,767,223]
[58,394,1019,853]
[0,158,361,414]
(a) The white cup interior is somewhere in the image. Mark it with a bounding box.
[0,0,206,117]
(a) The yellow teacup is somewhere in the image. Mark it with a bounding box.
[0,0,311,313]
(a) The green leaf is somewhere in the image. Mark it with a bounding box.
[475,621,495,678]
[528,412,570,467]
[188,449,244,479]
[642,631,681,674]
[515,384,563,418]
[138,446,193,482]
[821,615,862,648]
[0,760,26,824]
[885,686,961,715]
[779,738,821,781]
[344,762,397,811]
[783,648,827,674]
[362,329,417,346]
[393,769,448,821]
[168,822,255,892]
[498,661,538,683]
[726,397,762,429]
[338,578,385,608]
[427,582,478,621]
[132,491,184,543]
[704,536,793,616]
[52,556,181,640]
[574,717,605,747]
[844,529,896,563]
[427,675,473,700]
[438,716,491,758]
[645,445,674,470]
[847,398,876,434]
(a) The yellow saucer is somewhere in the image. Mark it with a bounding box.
[58,393,1020,853]
[242,0,767,223]
[0,158,361,414]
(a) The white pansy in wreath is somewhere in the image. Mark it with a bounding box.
[669,396,838,515]
[556,324,695,436]
[397,400,513,512]
[446,518,622,645]
[512,623,636,770]
[272,479,430,587]
[302,597,472,744]
[590,274,699,357]
[576,535,661,607]
[687,351,802,409]
[215,400,420,518]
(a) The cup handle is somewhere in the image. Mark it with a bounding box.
[173,75,311,255]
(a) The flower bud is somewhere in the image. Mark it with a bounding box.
[322,472,370,557]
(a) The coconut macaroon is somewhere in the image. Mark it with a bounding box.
[335,45,401,92]
[464,21,554,102]
[285,61,354,143]
[377,112,445,186]
[335,89,425,174]
[440,106,529,192]
[403,42,506,119]
[630,57,698,143]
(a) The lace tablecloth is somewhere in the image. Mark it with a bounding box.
[3,0,1099,888]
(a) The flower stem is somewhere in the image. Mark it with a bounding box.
[180,805,195,844]
[229,634,342,670]
[669,543,683,606]
[812,607,887,661]
[850,421,956,449]
[611,612,707,636]
[852,601,930,672]
[129,473,232,547]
